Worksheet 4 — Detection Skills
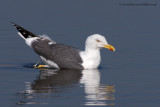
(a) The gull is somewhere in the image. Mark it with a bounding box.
[12,22,115,69]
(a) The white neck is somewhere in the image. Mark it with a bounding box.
[80,46,101,69]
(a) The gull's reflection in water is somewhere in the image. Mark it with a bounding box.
[17,69,82,105]
[80,69,115,106]
[32,69,82,93]
[17,69,115,106]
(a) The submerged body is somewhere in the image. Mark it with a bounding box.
[12,23,115,69]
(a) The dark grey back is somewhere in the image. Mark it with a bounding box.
[32,38,83,69]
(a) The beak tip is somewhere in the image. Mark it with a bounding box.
[110,48,115,52]
[103,44,115,52]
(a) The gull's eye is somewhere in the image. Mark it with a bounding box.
[96,39,101,42]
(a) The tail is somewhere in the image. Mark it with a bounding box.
[11,22,38,39]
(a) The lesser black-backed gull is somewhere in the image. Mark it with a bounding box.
[12,22,115,69]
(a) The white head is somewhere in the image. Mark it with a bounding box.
[85,34,115,51]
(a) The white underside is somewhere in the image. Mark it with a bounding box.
[25,37,38,47]
[40,56,59,69]
[18,32,38,47]
[18,32,25,39]
[80,49,101,69]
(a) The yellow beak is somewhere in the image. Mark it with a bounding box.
[103,44,115,52]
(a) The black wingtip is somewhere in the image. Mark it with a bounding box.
[11,22,16,26]
[11,22,38,39]
[11,22,19,28]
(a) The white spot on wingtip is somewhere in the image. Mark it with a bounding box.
[18,28,21,31]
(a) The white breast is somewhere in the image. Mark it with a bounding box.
[80,50,101,69]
